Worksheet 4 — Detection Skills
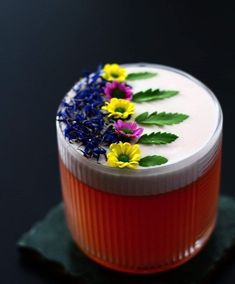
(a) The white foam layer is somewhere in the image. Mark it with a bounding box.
[125,64,219,166]
[56,63,223,195]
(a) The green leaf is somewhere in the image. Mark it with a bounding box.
[133,89,179,103]
[135,112,149,123]
[126,72,157,81]
[135,111,189,126]
[139,155,168,167]
[138,132,178,144]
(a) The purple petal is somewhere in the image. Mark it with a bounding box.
[133,128,144,138]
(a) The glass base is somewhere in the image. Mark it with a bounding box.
[59,150,221,274]
[79,215,216,274]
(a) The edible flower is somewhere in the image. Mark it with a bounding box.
[104,81,133,100]
[102,63,127,82]
[101,98,135,119]
[107,142,141,169]
[114,120,143,140]
[57,66,118,160]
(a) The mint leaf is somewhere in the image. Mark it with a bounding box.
[139,155,168,167]
[133,89,179,103]
[138,132,178,144]
[135,111,189,126]
[126,72,157,81]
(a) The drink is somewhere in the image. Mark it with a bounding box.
[56,63,222,273]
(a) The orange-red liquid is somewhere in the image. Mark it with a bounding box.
[59,149,222,274]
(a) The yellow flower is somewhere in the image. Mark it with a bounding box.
[101,98,135,119]
[102,63,127,82]
[107,142,141,169]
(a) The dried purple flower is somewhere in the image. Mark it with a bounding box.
[57,67,118,160]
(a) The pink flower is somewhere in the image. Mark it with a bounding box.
[104,81,133,100]
[114,120,144,140]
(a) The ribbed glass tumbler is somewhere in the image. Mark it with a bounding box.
[56,81,223,275]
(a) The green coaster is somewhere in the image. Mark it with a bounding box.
[18,196,235,284]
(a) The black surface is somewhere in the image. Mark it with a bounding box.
[0,0,235,283]
[18,196,235,284]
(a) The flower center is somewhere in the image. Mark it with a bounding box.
[115,107,126,113]
[118,154,130,162]
[111,89,125,99]
[121,128,133,134]
[111,72,120,78]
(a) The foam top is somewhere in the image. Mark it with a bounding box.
[124,64,219,166]
[58,63,220,168]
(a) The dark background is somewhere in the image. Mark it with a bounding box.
[0,0,235,283]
